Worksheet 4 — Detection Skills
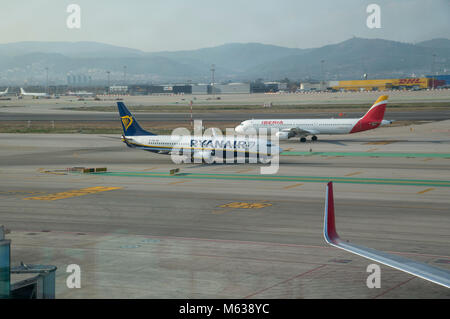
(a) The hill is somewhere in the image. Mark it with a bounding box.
[0,38,448,85]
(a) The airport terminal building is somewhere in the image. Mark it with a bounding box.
[300,77,449,92]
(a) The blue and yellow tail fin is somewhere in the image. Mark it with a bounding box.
[117,102,156,136]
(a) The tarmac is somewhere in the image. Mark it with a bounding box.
[2,109,450,122]
[1,90,450,123]
[0,119,449,298]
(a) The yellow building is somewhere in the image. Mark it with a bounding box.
[332,78,429,91]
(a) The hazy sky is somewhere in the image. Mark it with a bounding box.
[1,0,449,51]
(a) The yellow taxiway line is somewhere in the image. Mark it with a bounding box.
[23,186,122,201]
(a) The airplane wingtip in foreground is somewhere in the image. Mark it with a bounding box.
[323,181,450,289]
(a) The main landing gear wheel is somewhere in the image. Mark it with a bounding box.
[258,155,272,164]
[312,135,318,142]
[300,137,307,143]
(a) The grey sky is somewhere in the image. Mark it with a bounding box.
[1,0,448,52]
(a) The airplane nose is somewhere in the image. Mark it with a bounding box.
[235,125,244,133]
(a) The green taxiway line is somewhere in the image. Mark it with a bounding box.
[281,151,450,158]
[91,172,450,187]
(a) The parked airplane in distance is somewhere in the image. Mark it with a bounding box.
[117,102,281,163]
[235,95,393,142]
[323,181,450,288]
[20,88,50,98]
[0,88,8,96]
[67,90,95,97]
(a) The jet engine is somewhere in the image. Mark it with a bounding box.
[192,150,215,163]
[275,131,295,140]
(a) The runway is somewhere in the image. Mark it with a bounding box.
[2,109,450,122]
[1,120,449,298]
[1,90,450,123]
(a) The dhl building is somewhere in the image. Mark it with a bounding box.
[330,78,429,91]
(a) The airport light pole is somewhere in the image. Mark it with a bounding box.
[106,71,111,94]
[431,54,437,89]
[320,60,325,91]
[210,64,215,96]
[189,100,193,127]
[45,67,49,94]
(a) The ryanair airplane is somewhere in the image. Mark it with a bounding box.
[117,102,281,163]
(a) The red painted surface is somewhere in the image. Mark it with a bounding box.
[326,182,339,242]
[261,120,284,125]
[349,101,387,134]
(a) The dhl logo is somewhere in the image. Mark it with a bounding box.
[398,79,422,85]
[121,116,133,130]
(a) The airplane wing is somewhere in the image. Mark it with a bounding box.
[323,181,450,288]
[281,127,318,136]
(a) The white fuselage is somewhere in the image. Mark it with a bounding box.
[236,118,360,135]
[21,93,49,97]
[20,88,49,98]
[67,91,95,97]
[123,134,280,157]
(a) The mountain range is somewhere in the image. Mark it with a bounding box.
[0,38,448,85]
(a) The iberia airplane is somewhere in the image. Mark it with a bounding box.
[235,96,393,142]
[117,102,281,163]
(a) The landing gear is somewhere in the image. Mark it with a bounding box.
[258,155,272,164]
[300,136,317,143]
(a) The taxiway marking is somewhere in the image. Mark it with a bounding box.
[283,183,304,190]
[345,172,362,177]
[235,168,255,174]
[91,172,450,187]
[365,140,399,145]
[168,180,190,186]
[417,188,435,194]
[218,202,272,209]
[23,186,122,201]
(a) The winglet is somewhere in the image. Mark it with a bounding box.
[322,182,450,289]
[324,182,339,244]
